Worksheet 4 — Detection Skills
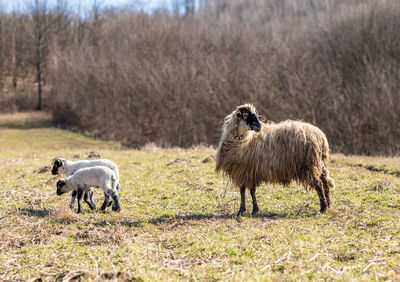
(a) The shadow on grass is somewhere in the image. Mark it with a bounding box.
[19,208,50,218]
[95,214,232,228]
[95,208,319,228]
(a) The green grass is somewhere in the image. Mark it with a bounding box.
[0,112,399,280]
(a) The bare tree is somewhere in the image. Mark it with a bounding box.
[185,0,195,17]
[172,0,195,17]
[31,0,65,110]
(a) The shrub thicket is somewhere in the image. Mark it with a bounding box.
[1,0,400,155]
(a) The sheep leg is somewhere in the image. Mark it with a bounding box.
[84,190,97,210]
[320,175,331,208]
[89,190,97,209]
[76,187,84,214]
[236,185,246,219]
[107,183,121,207]
[313,179,327,213]
[107,195,113,207]
[100,193,111,212]
[111,191,121,212]
[69,190,77,209]
[250,186,259,216]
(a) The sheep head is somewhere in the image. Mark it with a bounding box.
[52,158,67,175]
[56,179,68,195]
[233,104,266,135]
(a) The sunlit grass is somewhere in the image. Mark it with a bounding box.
[0,111,53,129]
[0,112,399,280]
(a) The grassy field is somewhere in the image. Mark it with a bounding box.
[0,112,399,281]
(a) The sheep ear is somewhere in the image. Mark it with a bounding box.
[258,115,266,122]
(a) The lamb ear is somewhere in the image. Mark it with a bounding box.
[258,115,266,122]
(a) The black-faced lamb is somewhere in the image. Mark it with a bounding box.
[56,166,121,213]
[216,104,335,218]
[52,158,121,209]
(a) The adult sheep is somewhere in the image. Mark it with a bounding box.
[52,158,121,209]
[216,104,335,218]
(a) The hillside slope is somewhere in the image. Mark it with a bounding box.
[0,112,399,280]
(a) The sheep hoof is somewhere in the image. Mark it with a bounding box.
[112,206,121,212]
[251,207,259,216]
[235,209,245,220]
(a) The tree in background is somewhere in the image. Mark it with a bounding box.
[31,0,65,110]
[172,0,195,17]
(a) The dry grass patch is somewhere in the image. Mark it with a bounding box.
[50,206,80,224]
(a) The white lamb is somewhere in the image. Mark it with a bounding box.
[52,158,121,209]
[56,166,121,213]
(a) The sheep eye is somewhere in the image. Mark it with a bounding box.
[242,112,248,119]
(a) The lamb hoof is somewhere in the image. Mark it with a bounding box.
[112,206,121,212]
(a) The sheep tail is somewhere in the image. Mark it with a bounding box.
[322,164,335,190]
[321,138,330,167]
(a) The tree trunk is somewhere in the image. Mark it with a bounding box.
[36,33,42,111]
[185,0,195,17]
